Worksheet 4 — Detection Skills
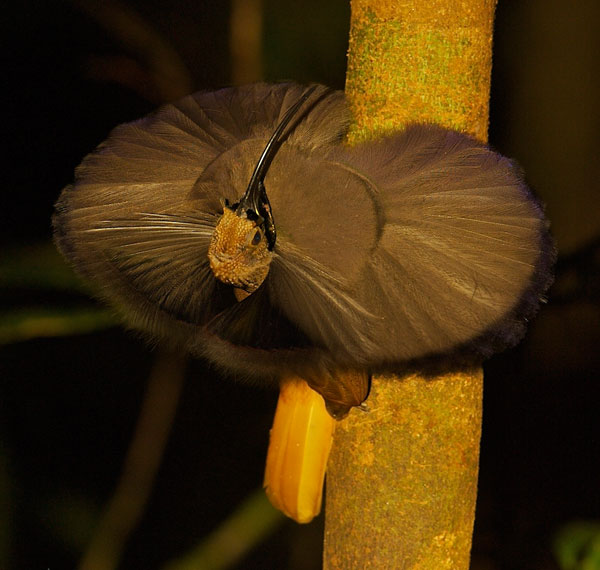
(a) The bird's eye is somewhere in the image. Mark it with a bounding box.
[251,230,262,245]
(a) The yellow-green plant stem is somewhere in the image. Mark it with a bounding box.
[324,1,495,568]
[344,0,495,143]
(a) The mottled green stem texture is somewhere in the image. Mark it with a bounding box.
[324,1,496,568]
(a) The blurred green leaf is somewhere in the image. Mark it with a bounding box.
[0,242,84,292]
[0,242,115,343]
[41,491,100,553]
[0,307,116,344]
[554,521,600,570]
[163,488,285,570]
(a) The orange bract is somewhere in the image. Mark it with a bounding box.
[264,379,336,523]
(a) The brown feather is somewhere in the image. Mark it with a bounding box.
[53,83,554,410]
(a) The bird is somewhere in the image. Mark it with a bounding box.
[53,82,554,522]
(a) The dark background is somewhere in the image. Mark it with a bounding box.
[1,1,599,568]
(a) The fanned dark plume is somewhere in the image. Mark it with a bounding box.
[54,82,554,412]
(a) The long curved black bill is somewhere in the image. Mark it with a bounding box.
[235,85,319,250]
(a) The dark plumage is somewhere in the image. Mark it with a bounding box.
[53,82,554,414]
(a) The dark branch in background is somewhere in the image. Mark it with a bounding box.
[71,0,193,102]
[230,0,264,84]
[551,235,600,305]
[78,350,186,570]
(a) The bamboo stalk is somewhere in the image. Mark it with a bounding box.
[324,1,496,567]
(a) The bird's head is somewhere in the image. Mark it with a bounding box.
[207,85,317,300]
[208,203,273,300]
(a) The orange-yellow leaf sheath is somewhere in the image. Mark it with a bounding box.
[264,378,336,523]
